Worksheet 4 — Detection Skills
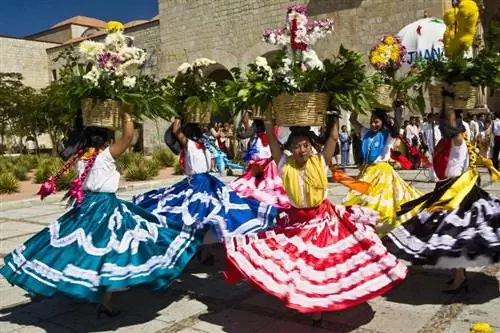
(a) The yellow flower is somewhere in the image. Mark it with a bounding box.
[460,34,474,48]
[384,36,395,45]
[107,21,125,33]
[443,8,457,26]
[390,51,400,62]
[470,322,493,333]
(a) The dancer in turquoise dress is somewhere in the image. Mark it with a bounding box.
[0,109,204,317]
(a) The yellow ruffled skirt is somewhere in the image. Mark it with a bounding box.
[343,162,422,236]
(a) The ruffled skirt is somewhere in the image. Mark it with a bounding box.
[225,200,408,313]
[383,170,500,268]
[228,158,291,209]
[0,192,204,303]
[343,162,422,236]
[133,173,277,240]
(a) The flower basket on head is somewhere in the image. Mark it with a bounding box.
[428,81,444,108]
[64,21,175,123]
[273,92,328,126]
[452,80,477,109]
[369,34,407,110]
[170,58,220,125]
[374,84,394,110]
[184,107,211,124]
[82,99,122,130]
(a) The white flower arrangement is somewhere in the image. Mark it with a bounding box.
[78,23,145,88]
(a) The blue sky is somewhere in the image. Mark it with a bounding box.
[0,0,158,37]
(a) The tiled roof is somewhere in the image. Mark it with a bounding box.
[52,16,107,29]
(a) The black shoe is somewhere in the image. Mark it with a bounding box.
[442,279,468,294]
[97,304,121,319]
[311,313,323,327]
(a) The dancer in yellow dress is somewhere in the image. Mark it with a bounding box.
[344,105,422,235]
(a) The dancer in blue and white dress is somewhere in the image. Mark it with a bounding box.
[1,109,204,318]
[133,119,277,242]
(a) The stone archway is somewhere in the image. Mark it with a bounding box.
[205,63,234,123]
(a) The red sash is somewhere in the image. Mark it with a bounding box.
[433,138,452,180]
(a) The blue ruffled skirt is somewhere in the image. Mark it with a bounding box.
[0,192,204,303]
[133,173,277,239]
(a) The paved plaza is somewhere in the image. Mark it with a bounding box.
[1,169,500,333]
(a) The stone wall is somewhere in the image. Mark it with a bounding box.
[158,0,446,75]
[0,37,58,89]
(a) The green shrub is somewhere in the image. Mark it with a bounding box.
[57,167,78,190]
[15,155,40,170]
[152,149,177,167]
[117,152,143,173]
[34,158,63,184]
[124,158,160,181]
[0,172,20,194]
[12,165,29,181]
[174,161,183,175]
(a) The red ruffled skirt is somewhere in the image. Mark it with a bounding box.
[225,200,408,313]
[228,158,291,209]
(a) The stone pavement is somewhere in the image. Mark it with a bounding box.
[1,169,500,333]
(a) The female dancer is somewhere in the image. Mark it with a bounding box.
[383,98,500,292]
[1,109,203,317]
[133,119,277,244]
[225,111,407,326]
[228,119,290,209]
[344,106,422,235]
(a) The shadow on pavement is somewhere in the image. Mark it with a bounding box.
[384,267,500,306]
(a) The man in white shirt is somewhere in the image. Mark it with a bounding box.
[469,114,480,145]
[405,117,420,147]
[421,113,441,180]
[492,112,500,169]
[421,113,441,155]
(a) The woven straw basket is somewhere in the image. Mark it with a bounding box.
[428,82,444,108]
[452,81,477,109]
[273,92,328,126]
[82,99,122,130]
[374,84,393,110]
[184,107,211,124]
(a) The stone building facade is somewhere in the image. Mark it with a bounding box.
[0,37,58,89]
[158,0,447,75]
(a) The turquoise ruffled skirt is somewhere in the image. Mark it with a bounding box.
[0,192,204,303]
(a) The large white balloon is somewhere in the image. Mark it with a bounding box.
[397,17,446,71]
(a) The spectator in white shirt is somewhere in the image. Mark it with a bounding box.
[492,112,500,169]
[405,117,420,147]
[421,113,441,156]
[469,114,480,145]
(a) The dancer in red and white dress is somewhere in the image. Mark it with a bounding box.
[229,119,291,209]
[225,113,408,327]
